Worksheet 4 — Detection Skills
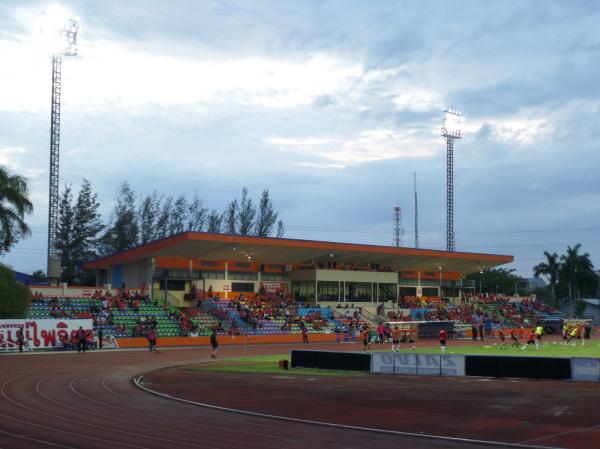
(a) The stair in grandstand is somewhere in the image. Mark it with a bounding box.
[200,299,252,334]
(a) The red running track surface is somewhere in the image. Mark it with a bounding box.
[1,342,599,449]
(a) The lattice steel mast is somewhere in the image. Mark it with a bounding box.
[393,205,404,247]
[441,109,463,252]
[47,15,79,280]
[414,172,419,249]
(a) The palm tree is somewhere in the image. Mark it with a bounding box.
[0,166,33,254]
[533,251,560,306]
[560,244,596,302]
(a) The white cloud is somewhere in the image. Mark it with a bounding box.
[393,89,444,112]
[467,116,554,145]
[267,128,438,166]
[0,145,26,170]
[0,21,364,112]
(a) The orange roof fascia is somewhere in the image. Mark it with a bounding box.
[184,232,513,264]
[84,233,189,269]
[84,232,513,269]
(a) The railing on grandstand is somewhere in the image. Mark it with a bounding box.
[163,291,181,308]
[359,308,384,325]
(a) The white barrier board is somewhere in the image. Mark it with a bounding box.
[571,358,600,382]
[371,352,465,376]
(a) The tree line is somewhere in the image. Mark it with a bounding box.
[533,244,598,306]
[57,180,284,284]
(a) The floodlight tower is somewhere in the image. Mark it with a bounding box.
[413,172,419,249]
[441,108,464,252]
[46,13,80,281]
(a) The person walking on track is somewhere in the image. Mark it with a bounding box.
[147,326,157,352]
[210,329,219,358]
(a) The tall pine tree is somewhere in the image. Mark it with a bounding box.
[206,209,222,233]
[56,185,76,282]
[237,187,256,235]
[72,179,103,282]
[187,193,207,231]
[100,182,139,254]
[138,191,161,244]
[254,189,278,237]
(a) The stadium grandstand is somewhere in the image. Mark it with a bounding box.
[23,231,572,349]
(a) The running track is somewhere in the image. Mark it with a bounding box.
[0,343,597,449]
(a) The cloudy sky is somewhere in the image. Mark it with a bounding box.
[1,0,599,278]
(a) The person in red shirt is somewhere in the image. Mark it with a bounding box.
[439,328,447,353]
[376,323,385,344]
[522,330,536,350]
[498,330,507,350]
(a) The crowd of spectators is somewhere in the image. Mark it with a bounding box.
[385,296,561,331]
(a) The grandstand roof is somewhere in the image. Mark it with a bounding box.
[84,232,513,275]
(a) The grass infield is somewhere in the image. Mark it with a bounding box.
[189,344,600,376]
[190,354,364,376]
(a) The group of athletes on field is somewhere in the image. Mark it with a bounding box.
[358,321,594,353]
[454,321,593,352]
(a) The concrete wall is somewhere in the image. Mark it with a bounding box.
[291,269,398,283]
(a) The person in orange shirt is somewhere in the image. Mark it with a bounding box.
[361,325,370,352]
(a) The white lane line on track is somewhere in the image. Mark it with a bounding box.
[66,369,291,449]
[30,369,216,449]
[519,423,600,444]
[98,368,307,444]
[0,427,77,448]
[133,374,563,449]
[0,372,149,449]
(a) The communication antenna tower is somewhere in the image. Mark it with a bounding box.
[393,205,404,247]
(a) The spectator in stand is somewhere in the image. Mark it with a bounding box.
[59,333,70,350]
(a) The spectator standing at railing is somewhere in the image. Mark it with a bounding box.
[147,326,157,352]
[334,324,341,343]
[391,326,400,352]
[76,326,87,353]
[376,323,385,344]
[16,325,25,352]
[301,322,309,344]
